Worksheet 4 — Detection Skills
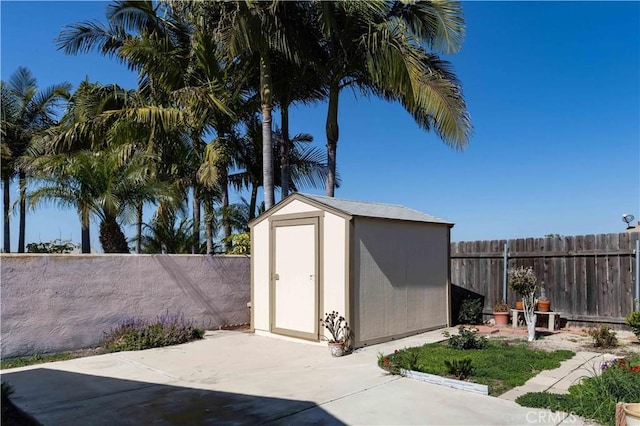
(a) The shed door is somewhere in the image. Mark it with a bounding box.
[271,217,319,340]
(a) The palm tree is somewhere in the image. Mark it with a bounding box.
[202,1,313,211]
[229,115,332,221]
[0,68,70,252]
[24,147,171,253]
[312,1,472,196]
[140,210,195,254]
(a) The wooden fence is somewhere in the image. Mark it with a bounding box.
[450,232,639,324]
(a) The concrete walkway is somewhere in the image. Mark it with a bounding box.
[500,351,618,401]
[2,329,590,425]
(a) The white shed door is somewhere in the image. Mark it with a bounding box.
[271,218,319,340]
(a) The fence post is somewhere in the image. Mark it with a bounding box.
[503,242,509,301]
[633,240,640,311]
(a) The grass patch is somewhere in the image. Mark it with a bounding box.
[1,352,76,370]
[517,354,640,426]
[380,336,574,396]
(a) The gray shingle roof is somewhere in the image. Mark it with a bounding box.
[297,193,453,225]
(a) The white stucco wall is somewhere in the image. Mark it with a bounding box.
[1,254,250,358]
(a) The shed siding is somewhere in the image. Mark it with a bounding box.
[353,218,448,345]
[252,219,270,331]
[274,199,321,216]
[321,211,347,330]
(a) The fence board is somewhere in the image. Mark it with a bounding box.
[450,232,638,322]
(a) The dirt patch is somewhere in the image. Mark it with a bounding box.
[473,325,640,356]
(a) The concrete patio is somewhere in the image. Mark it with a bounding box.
[2,329,587,425]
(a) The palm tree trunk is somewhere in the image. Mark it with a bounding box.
[280,101,291,200]
[3,175,10,253]
[99,216,129,253]
[221,173,231,252]
[135,201,143,254]
[260,49,275,210]
[192,186,200,254]
[325,82,340,197]
[18,170,26,252]
[81,208,91,254]
[204,196,214,255]
[249,185,258,221]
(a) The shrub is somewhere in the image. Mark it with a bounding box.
[444,358,474,380]
[103,312,204,352]
[458,297,483,324]
[443,326,488,350]
[224,232,251,255]
[378,348,420,374]
[517,354,640,426]
[626,309,640,338]
[26,239,77,253]
[587,325,618,348]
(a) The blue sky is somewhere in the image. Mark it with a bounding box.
[1,1,639,250]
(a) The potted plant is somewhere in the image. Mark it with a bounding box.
[320,311,350,357]
[538,286,550,312]
[508,266,538,341]
[493,300,510,326]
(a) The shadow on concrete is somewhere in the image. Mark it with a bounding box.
[2,368,345,425]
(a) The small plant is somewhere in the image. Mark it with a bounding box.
[458,297,483,324]
[443,326,488,350]
[444,358,474,380]
[378,348,420,374]
[493,300,509,312]
[626,301,640,338]
[320,311,349,343]
[587,325,618,348]
[103,312,204,352]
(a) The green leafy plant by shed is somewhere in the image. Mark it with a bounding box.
[443,326,488,350]
[458,297,484,325]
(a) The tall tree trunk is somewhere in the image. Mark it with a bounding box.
[135,201,143,254]
[80,207,91,254]
[192,185,200,254]
[99,216,129,253]
[280,100,291,200]
[249,184,258,221]
[325,83,340,197]
[260,49,275,210]
[221,173,231,252]
[3,175,10,253]
[204,195,214,255]
[18,169,26,252]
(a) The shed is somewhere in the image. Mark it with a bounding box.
[250,193,453,347]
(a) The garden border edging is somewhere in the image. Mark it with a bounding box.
[400,368,489,395]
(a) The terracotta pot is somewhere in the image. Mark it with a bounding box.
[328,341,346,357]
[493,311,510,326]
[623,403,640,426]
[515,301,523,310]
[538,300,551,312]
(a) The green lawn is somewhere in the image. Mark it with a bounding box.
[1,352,77,369]
[381,338,575,396]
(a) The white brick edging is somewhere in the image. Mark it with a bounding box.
[400,369,489,395]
